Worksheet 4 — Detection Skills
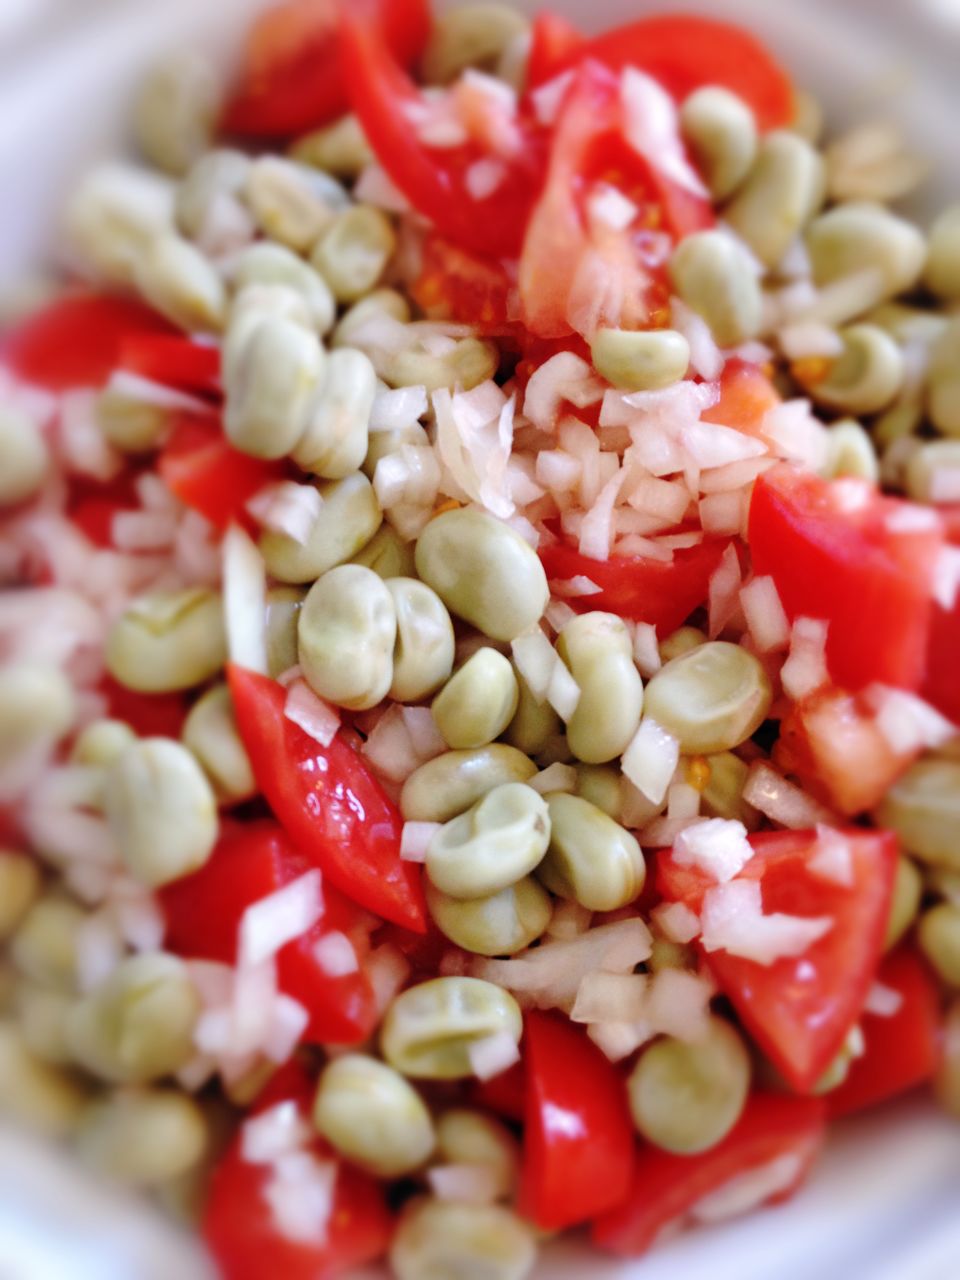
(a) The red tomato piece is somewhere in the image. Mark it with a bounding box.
[410,232,516,332]
[827,948,943,1118]
[531,15,794,131]
[592,1092,826,1257]
[922,505,960,722]
[339,12,548,258]
[4,293,172,390]
[228,665,426,932]
[466,1060,526,1125]
[774,686,918,815]
[539,536,729,634]
[160,821,378,1045]
[702,357,781,440]
[657,828,898,1092]
[118,333,221,397]
[204,1126,392,1280]
[66,469,143,549]
[525,11,585,87]
[749,464,944,692]
[221,0,430,138]
[158,416,283,532]
[101,676,189,739]
[519,1010,634,1230]
[518,60,710,339]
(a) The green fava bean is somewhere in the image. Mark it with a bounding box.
[885,855,923,951]
[906,441,960,504]
[805,201,926,297]
[289,113,373,178]
[416,508,549,642]
[312,1053,435,1177]
[310,204,396,304]
[381,976,522,1079]
[259,472,382,584]
[668,230,763,348]
[432,648,519,750]
[421,3,530,84]
[628,1016,751,1154]
[435,1108,519,1199]
[182,683,256,805]
[823,418,879,483]
[935,1001,960,1118]
[401,745,537,822]
[558,612,644,764]
[659,626,706,664]
[298,564,396,710]
[391,1198,536,1280]
[387,577,455,703]
[642,641,772,754]
[231,241,335,335]
[293,347,377,480]
[589,328,690,392]
[574,764,622,819]
[106,587,226,694]
[924,205,960,301]
[680,86,758,200]
[0,854,41,942]
[351,524,417,579]
[65,952,200,1084]
[700,751,759,830]
[928,316,960,438]
[76,1088,208,1186]
[223,314,324,460]
[134,232,226,333]
[426,782,551,899]
[504,667,562,757]
[386,336,497,392]
[539,793,645,912]
[97,387,170,454]
[105,738,218,887]
[0,1024,88,1139]
[918,903,960,986]
[133,51,217,176]
[332,287,411,349]
[175,149,254,253]
[0,661,74,767]
[16,982,73,1065]
[874,759,960,870]
[0,406,50,506]
[11,896,86,992]
[806,324,904,416]
[426,875,552,956]
[264,586,305,678]
[722,130,825,267]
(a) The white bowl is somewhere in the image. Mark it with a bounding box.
[1,2,959,1277]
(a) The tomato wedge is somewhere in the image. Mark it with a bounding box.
[339,11,547,258]
[518,59,711,339]
[530,15,794,131]
[749,464,944,693]
[525,11,585,88]
[826,948,943,1118]
[100,676,189,740]
[158,416,283,532]
[410,232,515,332]
[467,1059,526,1125]
[160,821,379,1046]
[774,685,919,815]
[702,357,781,439]
[118,333,221,397]
[203,1090,392,1280]
[4,293,172,390]
[592,1093,826,1257]
[539,536,729,634]
[657,828,898,1092]
[922,506,960,723]
[518,1010,634,1230]
[228,665,426,932]
[221,0,430,138]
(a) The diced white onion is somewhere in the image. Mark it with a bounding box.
[651,901,701,944]
[808,825,854,887]
[780,616,830,701]
[743,762,835,829]
[263,994,310,1064]
[239,870,324,968]
[630,621,661,677]
[740,576,790,653]
[400,821,441,863]
[546,656,581,720]
[699,490,745,536]
[527,762,577,796]
[570,971,648,1024]
[284,679,340,747]
[112,509,178,552]
[530,69,575,126]
[620,68,708,197]
[933,546,960,610]
[242,1101,312,1165]
[106,370,213,414]
[465,157,508,200]
[550,575,601,598]
[313,930,359,976]
[365,943,411,1017]
[864,981,904,1018]
[671,297,723,381]
[247,481,321,545]
[587,183,639,232]
[777,322,845,360]
[369,385,428,431]
[645,967,714,1042]
[622,718,680,806]
[59,390,124,483]
[545,899,593,940]
[428,1163,502,1205]
[864,684,956,755]
[523,353,603,431]
[700,879,833,965]
[707,542,743,638]
[467,1030,521,1081]
[222,523,269,675]
[264,1152,336,1246]
[667,783,701,821]
[691,1153,805,1224]
[510,628,557,703]
[673,818,753,883]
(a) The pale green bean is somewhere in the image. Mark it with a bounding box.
[0,854,41,941]
[590,328,690,391]
[680,86,758,200]
[668,230,763,347]
[432,648,519,750]
[420,3,530,84]
[391,1198,536,1280]
[0,406,50,506]
[388,577,456,703]
[426,875,552,956]
[401,745,538,822]
[642,641,772,754]
[723,131,825,267]
[381,977,522,1079]
[182,683,256,805]
[310,205,396,304]
[426,783,550,899]
[538,793,645,912]
[558,612,644,763]
[298,564,397,710]
[293,347,377,480]
[259,472,382,584]
[76,1089,208,1186]
[105,588,226,693]
[918,903,960,986]
[874,759,960,870]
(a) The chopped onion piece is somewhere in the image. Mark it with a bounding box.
[587,1020,652,1061]
[313,930,359,976]
[808,825,854,887]
[587,183,640,232]
[223,524,268,675]
[369,385,428,431]
[864,981,904,1018]
[667,782,701,821]
[630,621,661,676]
[691,1153,805,1224]
[467,1030,521,1081]
[743,762,835,829]
[528,762,577,795]
[400,821,441,863]
[700,879,833,965]
[780,616,830,701]
[239,870,324,968]
[620,68,708,196]
[651,901,701,944]
[523,353,603,431]
[242,1101,312,1165]
[778,322,845,360]
[546,656,581,720]
[864,684,956,755]
[707,542,742,638]
[622,718,680,805]
[510,628,557,703]
[673,818,753,883]
[740,576,790,653]
[550,575,602,598]
[247,481,321,545]
[645,968,713,1042]
[546,899,593,939]
[465,157,507,200]
[365,943,410,1018]
[264,1152,336,1246]
[265,993,310,1063]
[106,369,213,415]
[571,971,648,1024]
[284,679,340,747]
[671,297,722,381]
[428,1163,502,1205]
[530,69,575,126]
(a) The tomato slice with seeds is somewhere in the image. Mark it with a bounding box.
[657,828,898,1092]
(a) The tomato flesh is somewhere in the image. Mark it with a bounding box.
[519,1010,634,1230]
[592,1093,826,1257]
[657,828,898,1092]
[158,416,284,532]
[118,333,221,397]
[749,465,943,692]
[228,665,426,932]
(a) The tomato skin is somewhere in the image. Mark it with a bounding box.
[539,536,730,634]
[410,232,515,332]
[160,821,378,1045]
[826,948,943,1118]
[4,294,172,390]
[774,686,917,815]
[525,11,585,87]
[228,665,426,933]
[221,0,430,138]
[530,15,794,131]
[922,507,960,722]
[657,828,898,1093]
[467,1060,527,1124]
[101,676,189,739]
[592,1093,826,1257]
[519,1010,634,1230]
[749,465,943,693]
[339,12,547,258]
[203,1097,392,1280]
[702,357,781,439]
[158,416,283,532]
[118,333,221,397]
